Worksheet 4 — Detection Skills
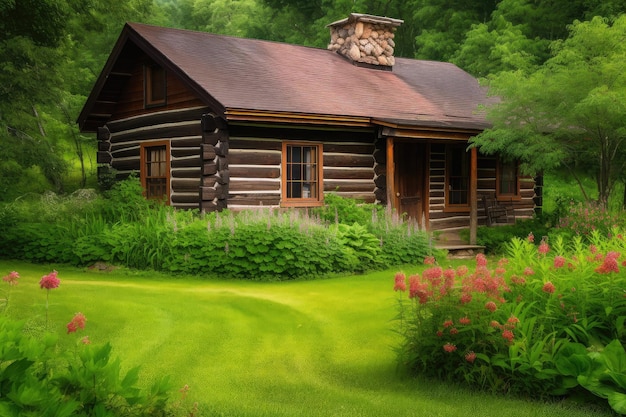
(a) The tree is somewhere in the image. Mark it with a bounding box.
[470,16,626,206]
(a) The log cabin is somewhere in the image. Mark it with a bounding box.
[78,13,539,238]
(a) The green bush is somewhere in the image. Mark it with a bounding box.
[311,193,381,226]
[0,315,173,416]
[394,231,626,412]
[0,184,432,279]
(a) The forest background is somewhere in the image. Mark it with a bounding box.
[1,0,625,205]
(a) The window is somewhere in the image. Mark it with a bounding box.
[281,142,323,207]
[446,145,470,209]
[497,158,520,200]
[144,64,166,107]
[140,141,170,203]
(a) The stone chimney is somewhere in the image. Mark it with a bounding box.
[327,13,403,70]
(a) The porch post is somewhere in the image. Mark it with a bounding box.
[386,137,396,211]
[469,147,478,245]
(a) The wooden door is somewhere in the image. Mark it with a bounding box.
[393,142,427,227]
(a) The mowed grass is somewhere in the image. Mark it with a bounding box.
[0,260,612,417]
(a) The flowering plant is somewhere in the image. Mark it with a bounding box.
[395,230,626,408]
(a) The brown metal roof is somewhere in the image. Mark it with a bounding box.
[79,22,491,132]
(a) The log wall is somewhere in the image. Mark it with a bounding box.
[428,143,535,232]
[98,106,209,209]
[225,124,377,210]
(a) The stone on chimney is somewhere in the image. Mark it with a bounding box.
[327,13,403,70]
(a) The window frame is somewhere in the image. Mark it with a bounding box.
[444,145,471,212]
[140,140,171,204]
[496,157,521,201]
[144,64,167,108]
[281,141,324,208]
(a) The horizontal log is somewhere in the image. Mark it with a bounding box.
[203,162,217,176]
[229,179,280,192]
[107,107,208,133]
[324,153,373,168]
[229,149,281,165]
[324,180,374,193]
[98,141,111,151]
[171,136,202,148]
[171,156,201,169]
[372,148,386,164]
[203,129,228,146]
[229,166,280,179]
[229,137,281,151]
[97,151,112,164]
[171,167,200,178]
[323,143,374,154]
[200,200,218,212]
[112,146,139,159]
[201,186,216,200]
[111,121,201,143]
[373,163,386,176]
[171,178,200,192]
[111,157,139,172]
[171,146,201,158]
[227,194,282,206]
[324,167,373,180]
[202,177,217,187]
[201,144,216,160]
[171,192,200,204]
[97,126,111,141]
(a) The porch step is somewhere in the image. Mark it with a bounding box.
[433,231,484,259]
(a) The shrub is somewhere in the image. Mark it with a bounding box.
[0,270,177,416]
[311,193,382,226]
[556,200,624,239]
[394,231,626,411]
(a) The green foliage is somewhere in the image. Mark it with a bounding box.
[331,222,381,271]
[472,15,626,206]
[395,232,626,407]
[311,193,381,226]
[468,217,552,254]
[0,315,173,416]
[556,340,626,414]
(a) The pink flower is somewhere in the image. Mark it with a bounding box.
[527,232,534,243]
[595,251,620,274]
[465,351,477,363]
[2,271,19,286]
[459,316,471,325]
[538,240,549,255]
[485,301,497,312]
[460,293,472,304]
[523,267,534,276]
[81,336,91,345]
[443,343,457,353]
[476,253,488,267]
[507,316,520,325]
[554,256,566,269]
[443,320,454,328]
[456,265,469,277]
[67,312,87,334]
[436,330,443,337]
[394,272,406,292]
[408,275,430,304]
[449,327,459,335]
[423,256,436,265]
[502,330,514,342]
[489,320,501,329]
[39,271,60,290]
[542,281,556,294]
[510,275,526,285]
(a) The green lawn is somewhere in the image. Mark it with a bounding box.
[0,260,612,417]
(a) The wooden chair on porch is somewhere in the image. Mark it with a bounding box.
[481,194,512,226]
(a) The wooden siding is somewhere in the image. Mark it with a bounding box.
[427,143,535,232]
[225,125,377,210]
[99,106,209,209]
[110,56,205,122]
